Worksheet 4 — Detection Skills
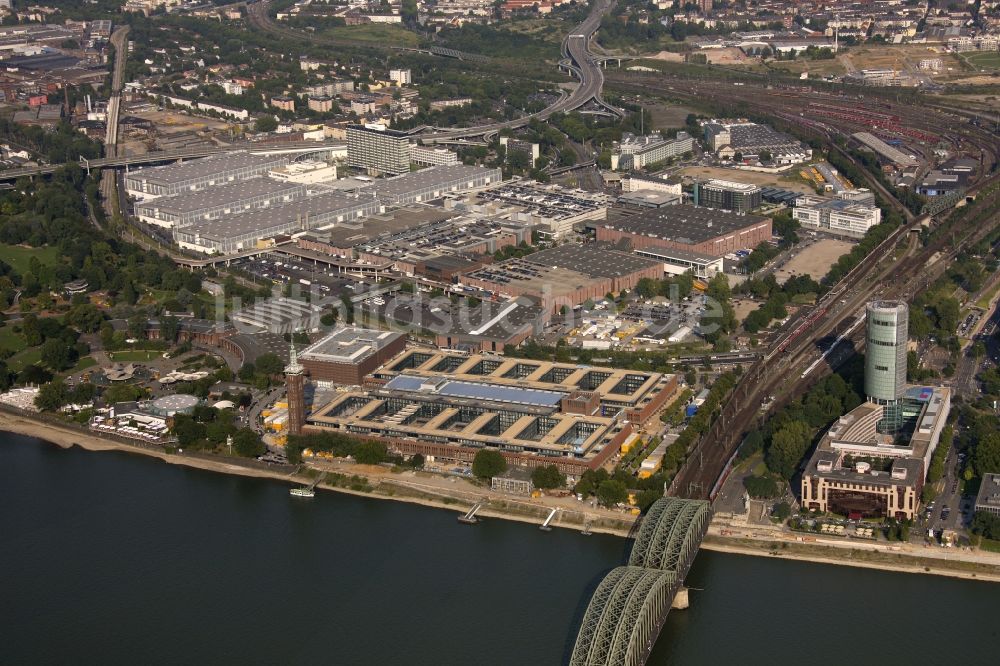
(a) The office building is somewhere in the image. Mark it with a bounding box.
[975,473,1000,517]
[347,123,411,175]
[865,300,908,405]
[410,146,460,167]
[694,179,761,213]
[389,68,411,85]
[793,194,882,238]
[612,131,695,170]
[800,299,950,520]
[800,385,950,521]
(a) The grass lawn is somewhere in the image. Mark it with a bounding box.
[69,356,97,373]
[7,346,42,372]
[0,244,60,276]
[0,325,27,356]
[965,50,1000,71]
[324,24,420,47]
[979,537,1000,553]
[975,279,1000,309]
[109,350,165,362]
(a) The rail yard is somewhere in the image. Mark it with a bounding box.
[605,72,1000,499]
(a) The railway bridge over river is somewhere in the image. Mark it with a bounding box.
[568,497,712,666]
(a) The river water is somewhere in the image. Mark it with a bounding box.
[1,434,996,665]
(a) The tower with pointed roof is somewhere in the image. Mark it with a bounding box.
[285,343,306,436]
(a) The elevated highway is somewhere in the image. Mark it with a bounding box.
[248,0,621,144]
[569,498,712,666]
[0,142,346,180]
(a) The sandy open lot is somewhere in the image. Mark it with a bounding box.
[705,47,751,65]
[773,238,854,284]
[134,108,232,134]
[677,166,817,194]
[732,297,760,321]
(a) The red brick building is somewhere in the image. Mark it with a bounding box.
[595,205,772,257]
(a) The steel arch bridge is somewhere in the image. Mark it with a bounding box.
[568,498,713,666]
[568,566,678,666]
[628,497,713,576]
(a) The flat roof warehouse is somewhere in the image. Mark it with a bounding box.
[127,152,289,187]
[136,178,305,217]
[174,191,381,246]
[599,205,768,244]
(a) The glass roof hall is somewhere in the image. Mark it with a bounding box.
[384,375,564,408]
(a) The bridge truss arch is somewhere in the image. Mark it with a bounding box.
[568,566,678,666]
[569,498,713,666]
[628,497,712,575]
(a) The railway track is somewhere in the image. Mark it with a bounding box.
[671,170,1000,499]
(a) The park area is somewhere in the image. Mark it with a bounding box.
[773,238,854,284]
[324,24,420,47]
[0,245,60,276]
[963,50,1000,71]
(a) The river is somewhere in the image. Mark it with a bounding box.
[1,434,996,665]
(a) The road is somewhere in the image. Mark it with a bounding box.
[0,0,617,177]
[246,0,619,145]
[0,141,346,180]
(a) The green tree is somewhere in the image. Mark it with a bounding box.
[320,310,339,327]
[232,429,265,457]
[40,338,75,371]
[34,381,69,411]
[160,315,180,344]
[596,479,628,507]
[472,449,507,480]
[354,440,387,465]
[743,473,782,498]
[765,420,812,479]
[172,414,206,447]
[255,115,278,132]
[255,352,284,376]
[530,464,566,490]
[66,303,103,333]
[975,432,1000,476]
[772,502,791,520]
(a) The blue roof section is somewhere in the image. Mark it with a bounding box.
[905,386,935,402]
[384,374,564,408]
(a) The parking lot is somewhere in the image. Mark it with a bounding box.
[234,254,362,300]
